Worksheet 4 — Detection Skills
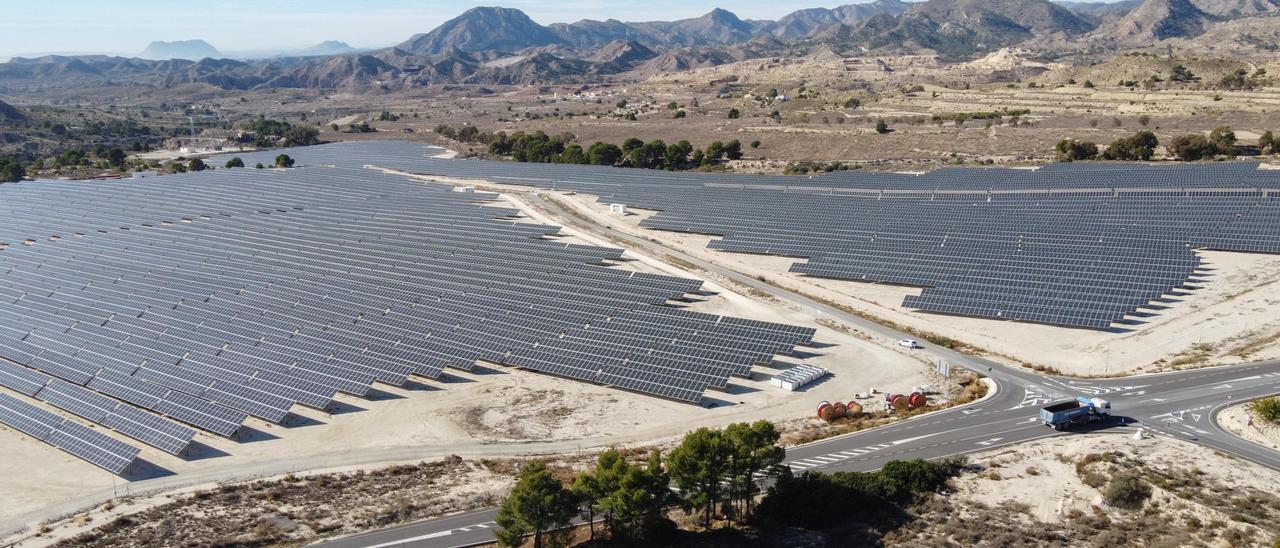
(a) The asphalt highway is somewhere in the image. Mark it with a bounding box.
[310,188,1280,548]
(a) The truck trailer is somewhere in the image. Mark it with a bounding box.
[1040,396,1111,431]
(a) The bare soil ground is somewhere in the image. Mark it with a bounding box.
[10,456,515,548]
[898,434,1280,547]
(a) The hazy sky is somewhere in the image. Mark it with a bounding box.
[0,1,890,58]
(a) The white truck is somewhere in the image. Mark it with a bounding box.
[1040,396,1111,431]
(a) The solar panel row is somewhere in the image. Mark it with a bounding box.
[0,391,140,474]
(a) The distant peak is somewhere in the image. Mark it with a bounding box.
[463,6,525,16]
[705,7,740,19]
[138,39,220,60]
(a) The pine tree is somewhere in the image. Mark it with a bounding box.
[668,427,731,528]
[495,461,579,548]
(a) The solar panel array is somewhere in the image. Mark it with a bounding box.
[0,391,140,474]
[1,151,814,473]
[367,141,1280,330]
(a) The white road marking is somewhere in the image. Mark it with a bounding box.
[361,520,499,548]
[975,437,1004,446]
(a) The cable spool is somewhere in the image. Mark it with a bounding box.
[817,401,833,420]
[845,401,863,419]
[909,392,928,408]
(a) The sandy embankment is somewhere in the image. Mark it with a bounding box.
[1219,403,1280,452]
[955,433,1280,526]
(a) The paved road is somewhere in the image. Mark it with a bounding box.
[318,508,501,548]
[311,189,1280,548]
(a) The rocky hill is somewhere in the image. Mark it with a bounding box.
[395,7,568,54]
[0,99,24,123]
[138,39,221,60]
[625,9,766,47]
[843,0,1097,56]
[1055,0,1144,16]
[1189,0,1280,16]
[548,19,651,49]
[585,41,659,67]
[1090,0,1213,44]
[768,0,912,40]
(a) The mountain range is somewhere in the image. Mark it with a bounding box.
[1,0,1275,92]
[136,39,362,61]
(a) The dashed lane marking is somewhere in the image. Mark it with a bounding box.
[361,521,498,548]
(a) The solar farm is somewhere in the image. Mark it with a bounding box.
[0,157,820,476]
[4,139,1280,484]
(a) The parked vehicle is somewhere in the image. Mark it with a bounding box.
[1040,396,1111,431]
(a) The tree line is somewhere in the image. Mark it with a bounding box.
[493,420,957,547]
[434,124,744,170]
[1056,126,1280,162]
[485,132,743,170]
[244,116,320,148]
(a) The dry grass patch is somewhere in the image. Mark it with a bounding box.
[53,457,509,547]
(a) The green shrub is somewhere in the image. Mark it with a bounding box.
[1250,397,1280,424]
[0,157,25,182]
[1082,471,1108,488]
[1056,139,1098,162]
[1102,131,1158,161]
[1104,472,1151,509]
[924,334,957,349]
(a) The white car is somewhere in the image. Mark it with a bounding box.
[898,339,923,349]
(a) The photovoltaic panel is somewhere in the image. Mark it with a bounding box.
[0,391,62,440]
[152,391,246,437]
[0,392,140,475]
[0,358,50,396]
[102,404,196,455]
[45,419,140,475]
[36,379,120,423]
